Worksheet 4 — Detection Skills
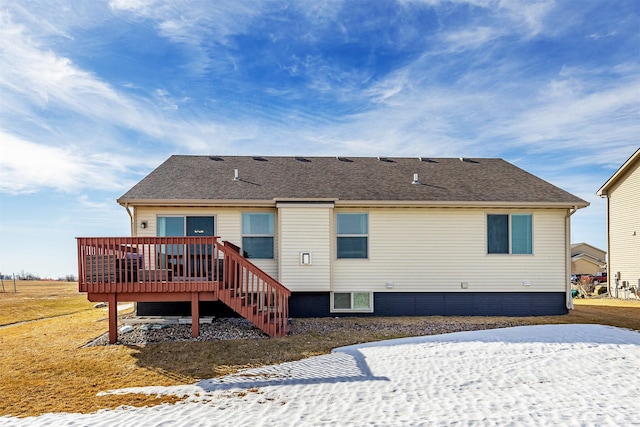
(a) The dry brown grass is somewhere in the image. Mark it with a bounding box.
[1,281,639,418]
[0,280,93,325]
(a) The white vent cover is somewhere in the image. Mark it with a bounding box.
[300,252,312,265]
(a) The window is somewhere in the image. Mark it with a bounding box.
[332,292,373,312]
[157,216,185,237]
[157,216,215,237]
[242,213,274,259]
[157,216,215,270]
[157,217,186,261]
[487,214,533,254]
[337,213,368,258]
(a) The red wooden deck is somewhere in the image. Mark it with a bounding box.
[77,237,290,343]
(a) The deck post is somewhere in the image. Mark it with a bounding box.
[191,292,200,338]
[108,293,117,344]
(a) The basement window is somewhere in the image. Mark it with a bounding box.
[331,292,373,312]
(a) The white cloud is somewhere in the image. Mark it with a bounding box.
[77,194,114,210]
[497,0,555,36]
[495,79,640,152]
[108,0,261,43]
[0,11,167,139]
[441,26,502,52]
[0,131,137,194]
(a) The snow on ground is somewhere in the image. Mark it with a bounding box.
[2,324,639,426]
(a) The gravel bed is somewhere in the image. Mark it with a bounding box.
[289,317,528,337]
[85,316,528,347]
[84,318,267,347]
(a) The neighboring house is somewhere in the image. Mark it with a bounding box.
[597,148,640,298]
[571,242,606,276]
[110,155,587,320]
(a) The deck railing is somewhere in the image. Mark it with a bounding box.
[77,237,290,340]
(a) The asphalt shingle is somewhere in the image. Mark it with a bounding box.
[118,155,588,206]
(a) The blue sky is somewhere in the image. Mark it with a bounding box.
[0,0,638,279]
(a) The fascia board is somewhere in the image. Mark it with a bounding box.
[119,198,589,210]
[117,198,276,207]
[597,148,640,196]
[333,200,590,209]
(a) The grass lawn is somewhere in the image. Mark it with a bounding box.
[1,281,639,417]
[0,280,94,325]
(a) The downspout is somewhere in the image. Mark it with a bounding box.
[123,203,134,237]
[121,203,136,316]
[566,206,580,310]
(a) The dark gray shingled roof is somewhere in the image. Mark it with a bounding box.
[118,155,588,207]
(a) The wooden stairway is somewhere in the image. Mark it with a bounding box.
[217,241,290,337]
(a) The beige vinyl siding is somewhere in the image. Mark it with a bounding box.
[571,243,606,262]
[332,208,568,293]
[572,258,601,276]
[133,206,278,279]
[278,205,332,291]
[608,159,640,291]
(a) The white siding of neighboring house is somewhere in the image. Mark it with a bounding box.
[133,206,279,279]
[277,204,332,291]
[607,159,640,296]
[331,208,568,293]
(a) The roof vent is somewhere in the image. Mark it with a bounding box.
[412,173,421,185]
[233,169,240,181]
[253,156,267,162]
[378,157,395,163]
[419,157,437,163]
[337,156,353,163]
[459,158,478,163]
[209,156,224,161]
[295,156,311,162]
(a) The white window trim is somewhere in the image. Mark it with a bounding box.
[330,291,374,313]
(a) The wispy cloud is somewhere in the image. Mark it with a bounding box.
[0,10,165,139]
[0,131,140,194]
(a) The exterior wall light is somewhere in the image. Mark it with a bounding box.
[141,221,147,229]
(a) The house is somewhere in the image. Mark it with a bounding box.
[78,155,588,343]
[597,148,640,298]
[571,242,607,276]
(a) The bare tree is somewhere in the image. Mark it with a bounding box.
[575,275,594,297]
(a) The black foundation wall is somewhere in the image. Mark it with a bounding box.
[136,301,240,318]
[137,292,568,318]
[289,292,568,317]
